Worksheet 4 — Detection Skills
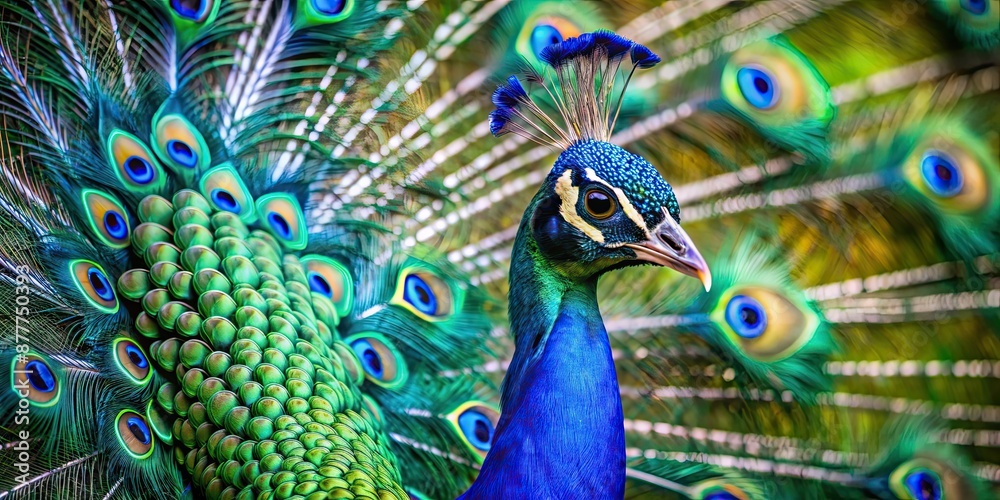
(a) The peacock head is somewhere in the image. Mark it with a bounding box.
[528,140,709,287]
[490,30,710,288]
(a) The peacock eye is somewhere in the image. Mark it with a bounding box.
[199,164,255,221]
[312,0,351,16]
[151,108,210,174]
[458,409,496,451]
[712,286,817,362]
[724,295,768,339]
[82,189,131,249]
[899,129,996,217]
[169,0,213,22]
[116,410,155,459]
[904,469,942,500]
[257,194,307,250]
[346,334,407,389]
[519,15,582,63]
[704,493,740,500]
[302,255,353,317]
[70,260,119,313]
[920,150,964,197]
[960,0,988,15]
[530,24,564,57]
[393,268,458,321]
[11,354,61,407]
[736,65,779,109]
[405,274,437,314]
[446,402,500,461]
[584,188,616,219]
[689,479,750,500]
[114,337,152,385]
[107,130,165,193]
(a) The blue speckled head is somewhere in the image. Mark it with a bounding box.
[526,140,709,288]
[551,140,680,225]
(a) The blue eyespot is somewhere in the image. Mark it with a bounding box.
[127,416,152,445]
[725,295,767,339]
[25,360,56,393]
[125,344,149,369]
[103,211,128,240]
[351,339,383,378]
[736,66,779,109]
[403,274,437,315]
[211,189,241,213]
[457,409,495,452]
[267,212,292,240]
[920,151,964,197]
[705,493,740,500]
[961,0,988,15]
[313,0,347,15]
[904,469,942,500]
[170,0,210,21]
[531,24,564,58]
[308,272,333,298]
[87,267,116,302]
[124,156,154,184]
[166,139,197,168]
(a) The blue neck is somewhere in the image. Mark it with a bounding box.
[462,221,625,499]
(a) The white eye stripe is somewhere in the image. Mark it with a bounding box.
[555,170,604,243]
[582,169,651,239]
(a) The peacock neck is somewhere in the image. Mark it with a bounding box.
[462,217,625,499]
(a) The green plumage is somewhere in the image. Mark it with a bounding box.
[0,1,998,499]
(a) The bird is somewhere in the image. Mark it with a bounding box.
[0,1,998,500]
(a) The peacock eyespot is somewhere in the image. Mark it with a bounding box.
[446,402,500,460]
[307,0,354,22]
[166,140,197,167]
[11,354,61,406]
[89,268,114,300]
[313,0,348,15]
[26,360,56,393]
[904,469,942,500]
[704,492,740,500]
[457,409,495,451]
[83,190,131,248]
[404,274,438,315]
[584,188,616,219]
[394,268,456,320]
[257,193,308,250]
[960,0,988,15]
[200,164,255,220]
[107,130,164,192]
[302,255,353,317]
[115,410,155,459]
[345,334,407,388]
[725,295,768,339]
[114,337,152,384]
[104,212,128,240]
[920,150,964,197]
[520,15,582,63]
[711,286,818,362]
[211,189,240,213]
[309,272,332,296]
[71,260,119,313]
[531,24,564,58]
[267,212,291,239]
[124,156,155,184]
[737,65,779,109]
[353,339,384,378]
[170,0,211,22]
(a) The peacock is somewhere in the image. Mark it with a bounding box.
[0,0,998,499]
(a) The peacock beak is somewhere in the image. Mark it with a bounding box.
[624,210,712,292]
